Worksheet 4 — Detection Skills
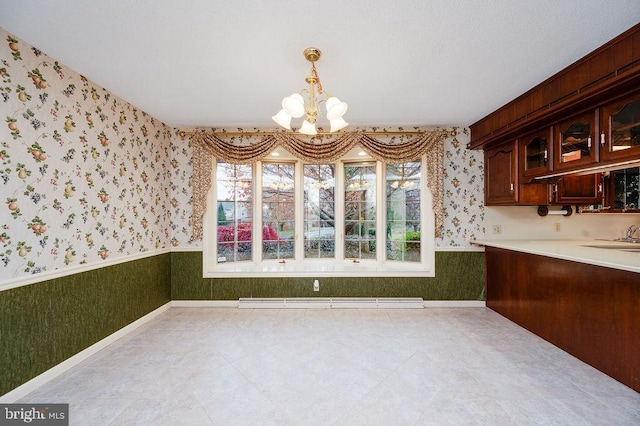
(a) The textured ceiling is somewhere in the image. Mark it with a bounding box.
[1,1,639,129]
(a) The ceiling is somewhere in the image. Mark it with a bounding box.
[1,1,639,130]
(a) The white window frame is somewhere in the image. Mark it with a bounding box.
[202,150,435,277]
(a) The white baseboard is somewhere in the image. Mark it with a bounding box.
[0,302,172,403]
[172,299,486,308]
[171,300,239,308]
[237,298,427,309]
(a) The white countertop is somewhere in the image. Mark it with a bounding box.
[472,239,640,274]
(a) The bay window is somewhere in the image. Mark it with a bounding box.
[204,149,434,277]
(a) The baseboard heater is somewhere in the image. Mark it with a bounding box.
[237,297,424,309]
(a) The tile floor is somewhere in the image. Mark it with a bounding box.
[20,307,640,425]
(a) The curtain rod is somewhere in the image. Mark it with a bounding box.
[178,129,440,138]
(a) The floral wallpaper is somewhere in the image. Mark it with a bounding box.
[169,133,194,248]
[0,29,172,281]
[0,27,485,285]
[440,128,485,246]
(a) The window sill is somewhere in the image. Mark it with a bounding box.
[204,259,434,278]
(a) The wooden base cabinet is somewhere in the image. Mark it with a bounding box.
[485,247,640,392]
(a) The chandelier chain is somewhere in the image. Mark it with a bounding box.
[311,63,323,94]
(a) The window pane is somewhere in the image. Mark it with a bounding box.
[344,163,376,260]
[345,240,376,259]
[304,164,335,259]
[216,162,253,263]
[304,239,335,258]
[262,163,295,260]
[386,162,421,262]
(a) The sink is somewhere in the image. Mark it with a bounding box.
[613,237,640,243]
[583,244,640,252]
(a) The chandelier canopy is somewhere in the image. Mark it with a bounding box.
[272,47,348,135]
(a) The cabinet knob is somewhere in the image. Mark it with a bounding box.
[587,136,592,148]
[510,183,514,192]
[600,132,605,146]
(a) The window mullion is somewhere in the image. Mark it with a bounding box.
[378,161,385,264]
[254,161,263,263]
[209,161,219,266]
[335,162,345,261]
[294,160,304,261]
[420,154,430,266]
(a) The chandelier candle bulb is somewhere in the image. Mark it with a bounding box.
[282,94,305,117]
[299,120,318,136]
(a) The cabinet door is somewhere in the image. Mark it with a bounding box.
[553,174,602,204]
[554,111,598,171]
[485,143,517,205]
[600,92,640,163]
[520,127,552,179]
[485,142,547,205]
[607,167,640,212]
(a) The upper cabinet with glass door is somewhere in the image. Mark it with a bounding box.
[553,110,598,171]
[599,91,640,163]
[520,127,552,180]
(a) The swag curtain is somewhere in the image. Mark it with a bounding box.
[189,129,446,240]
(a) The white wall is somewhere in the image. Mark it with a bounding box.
[484,206,639,241]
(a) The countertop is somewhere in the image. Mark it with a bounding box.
[472,239,640,274]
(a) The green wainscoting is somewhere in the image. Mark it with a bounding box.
[171,251,485,300]
[0,253,171,396]
[2,250,483,396]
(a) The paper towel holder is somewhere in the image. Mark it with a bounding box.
[537,205,573,217]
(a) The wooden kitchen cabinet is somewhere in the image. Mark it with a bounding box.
[485,143,516,204]
[553,111,599,172]
[552,173,602,204]
[485,246,640,393]
[485,141,547,205]
[470,23,640,150]
[471,24,640,210]
[520,127,553,180]
[607,166,640,211]
[599,91,640,163]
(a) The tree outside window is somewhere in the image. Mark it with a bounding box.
[344,163,377,260]
[303,164,336,258]
[215,162,252,263]
[262,163,295,260]
[386,162,421,262]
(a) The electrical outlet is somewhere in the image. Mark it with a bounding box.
[492,225,502,234]
[313,280,319,291]
[554,222,561,232]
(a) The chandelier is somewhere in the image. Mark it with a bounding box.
[272,47,348,135]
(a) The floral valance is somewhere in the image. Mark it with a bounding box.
[188,129,446,240]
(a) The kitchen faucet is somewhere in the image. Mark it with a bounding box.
[613,225,640,242]
[625,224,639,239]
